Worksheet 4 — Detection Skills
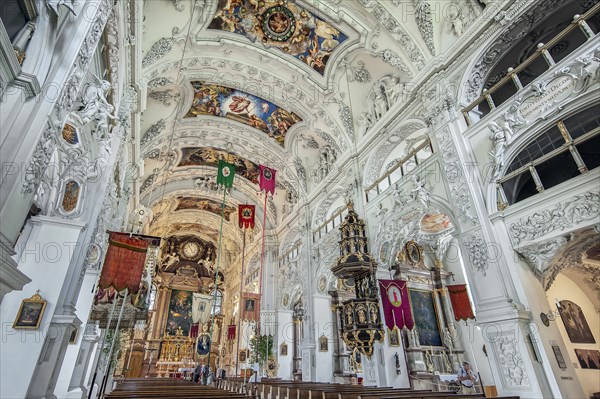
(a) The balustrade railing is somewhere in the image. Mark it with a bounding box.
[312,205,348,242]
[462,4,600,127]
[364,139,434,203]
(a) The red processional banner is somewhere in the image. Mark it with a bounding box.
[447,284,475,321]
[259,165,276,195]
[238,205,256,229]
[98,232,150,293]
[241,293,261,321]
[378,280,414,331]
[190,323,199,339]
[227,324,236,340]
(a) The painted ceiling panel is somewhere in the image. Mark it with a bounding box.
[208,0,348,75]
[178,146,261,184]
[184,81,301,146]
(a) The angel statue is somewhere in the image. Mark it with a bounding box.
[410,175,430,209]
[72,77,117,129]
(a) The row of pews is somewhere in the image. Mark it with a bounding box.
[105,377,521,399]
[219,378,522,399]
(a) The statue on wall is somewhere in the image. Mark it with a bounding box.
[72,77,116,129]
[410,175,430,209]
[488,121,508,178]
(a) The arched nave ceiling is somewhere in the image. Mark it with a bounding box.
[139,0,488,251]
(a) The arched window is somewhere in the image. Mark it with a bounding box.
[499,105,600,205]
[211,289,223,315]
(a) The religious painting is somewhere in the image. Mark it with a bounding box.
[165,289,193,337]
[388,327,400,347]
[408,289,442,347]
[13,292,47,330]
[62,123,79,145]
[61,180,80,213]
[319,335,328,352]
[575,349,600,369]
[239,349,247,362]
[558,300,596,344]
[185,82,301,145]
[208,0,348,75]
[420,212,452,234]
[175,196,235,219]
[69,326,79,344]
[196,333,211,356]
[178,147,261,183]
[280,342,288,356]
[405,241,422,264]
[245,299,255,312]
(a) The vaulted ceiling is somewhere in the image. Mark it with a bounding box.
[138,0,487,255]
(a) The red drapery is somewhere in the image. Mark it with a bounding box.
[378,280,414,330]
[98,232,149,293]
[227,324,236,340]
[190,324,199,338]
[447,284,475,321]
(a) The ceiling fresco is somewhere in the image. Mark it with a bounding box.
[185,81,302,146]
[175,196,236,219]
[207,0,348,75]
[178,146,260,184]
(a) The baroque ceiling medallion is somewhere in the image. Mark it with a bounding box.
[208,0,348,75]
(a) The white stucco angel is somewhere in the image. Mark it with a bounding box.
[72,77,117,128]
[410,175,430,209]
[488,121,507,178]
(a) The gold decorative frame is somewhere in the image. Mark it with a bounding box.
[407,288,444,347]
[319,335,328,352]
[388,327,400,347]
[405,241,422,264]
[13,291,47,330]
[239,349,247,362]
[280,341,288,356]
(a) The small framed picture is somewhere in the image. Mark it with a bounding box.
[575,349,600,370]
[69,326,79,344]
[280,342,288,356]
[319,335,328,352]
[388,327,400,347]
[239,349,247,362]
[13,291,47,330]
[552,345,567,369]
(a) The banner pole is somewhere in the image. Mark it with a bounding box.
[87,294,118,399]
[257,192,268,375]
[99,288,129,398]
[235,228,247,378]
[206,186,228,381]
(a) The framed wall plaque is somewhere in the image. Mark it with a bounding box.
[551,345,567,369]
[280,342,288,356]
[13,291,47,330]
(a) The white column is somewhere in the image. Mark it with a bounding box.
[54,269,99,398]
[0,215,85,399]
[276,310,293,379]
[312,295,333,382]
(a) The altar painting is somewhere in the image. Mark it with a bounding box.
[184,81,301,146]
[166,289,193,337]
[409,289,442,347]
[178,147,260,184]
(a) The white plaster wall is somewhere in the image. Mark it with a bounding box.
[277,310,293,379]
[547,274,600,399]
[0,217,84,399]
[54,271,98,398]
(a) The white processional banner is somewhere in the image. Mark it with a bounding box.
[192,293,213,323]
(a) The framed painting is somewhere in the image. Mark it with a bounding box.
[319,335,328,352]
[165,289,193,337]
[245,299,255,312]
[558,300,596,344]
[575,349,600,369]
[388,327,400,347]
[13,291,47,330]
[239,349,247,362]
[196,333,211,356]
[408,289,442,347]
[280,342,288,356]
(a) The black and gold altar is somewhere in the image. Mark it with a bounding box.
[333,202,383,357]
